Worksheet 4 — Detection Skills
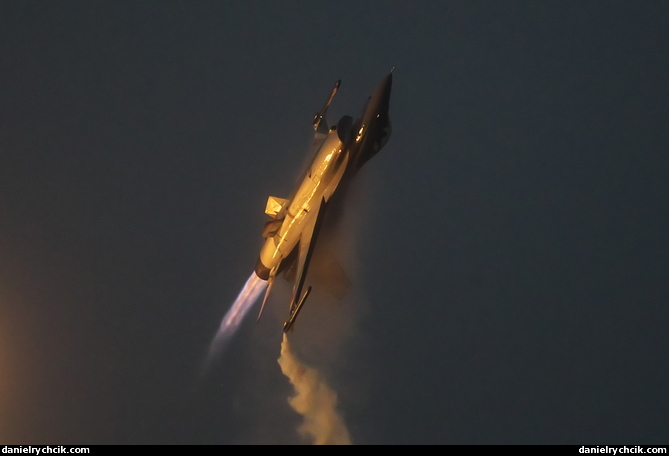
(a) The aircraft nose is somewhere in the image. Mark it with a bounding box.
[382,71,393,90]
[373,72,393,106]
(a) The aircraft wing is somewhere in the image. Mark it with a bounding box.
[284,197,329,332]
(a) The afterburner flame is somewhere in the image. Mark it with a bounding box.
[205,272,267,365]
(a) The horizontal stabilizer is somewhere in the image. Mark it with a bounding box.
[310,251,351,300]
[257,272,276,323]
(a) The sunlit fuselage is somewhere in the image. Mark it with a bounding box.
[254,72,392,303]
[255,127,349,279]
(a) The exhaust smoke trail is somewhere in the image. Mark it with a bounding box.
[203,272,267,372]
[277,333,352,445]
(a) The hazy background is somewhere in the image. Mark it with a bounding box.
[1,1,667,444]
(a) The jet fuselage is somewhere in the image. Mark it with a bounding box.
[253,73,392,327]
[256,122,350,280]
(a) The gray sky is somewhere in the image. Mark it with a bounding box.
[0,1,667,444]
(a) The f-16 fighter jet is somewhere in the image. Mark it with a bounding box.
[254,73,392,332]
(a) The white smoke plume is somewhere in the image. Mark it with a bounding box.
[277,333,352,445]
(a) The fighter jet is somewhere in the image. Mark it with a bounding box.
[254,72,393,332]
